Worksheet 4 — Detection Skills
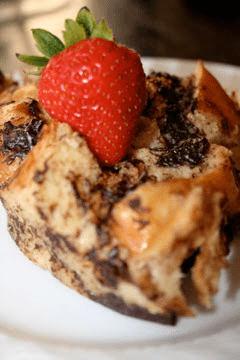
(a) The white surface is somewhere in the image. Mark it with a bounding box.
[1,58,240,359]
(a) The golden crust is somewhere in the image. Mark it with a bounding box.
[0,78,50,188]
[111,144,238,313]
[191,60,239,147]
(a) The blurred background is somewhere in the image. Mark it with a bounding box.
[1,0,240,74]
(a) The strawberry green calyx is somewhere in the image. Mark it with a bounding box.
[63,19,87,48]
[16,7,113,74]
[75,6,96,36]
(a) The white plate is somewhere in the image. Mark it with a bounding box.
[1,58,240,359]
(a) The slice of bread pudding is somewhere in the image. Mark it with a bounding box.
[0,61,239,325]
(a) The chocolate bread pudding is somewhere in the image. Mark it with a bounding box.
[0,58,240,326]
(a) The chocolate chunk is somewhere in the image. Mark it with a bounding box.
[45,229,77,253]
[155,137,210,168]
[161,109,199,148]
[96,226,111,247]
[86,247,130,288]
[147,72,199,148]
[128,197,141,209]
[181,248,201,274]
[33,163,49,184]
[221,118,230,134]
[0,100,15,107]
[28,99,41,118]
[1,118,44,164]
[90,292,177,325]
[0,71,5,92]
[71,180,88,213]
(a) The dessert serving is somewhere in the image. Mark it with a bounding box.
[0,8,240,326]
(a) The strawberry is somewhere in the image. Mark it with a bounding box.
[17,7,146,166]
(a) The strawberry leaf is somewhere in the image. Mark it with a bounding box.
[16,54,49,67]
[91,19,113,41]
[63,19,86,48]
[32,29,65,58]
[76,7,97,36]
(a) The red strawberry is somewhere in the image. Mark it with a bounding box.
[17,8,146,166]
